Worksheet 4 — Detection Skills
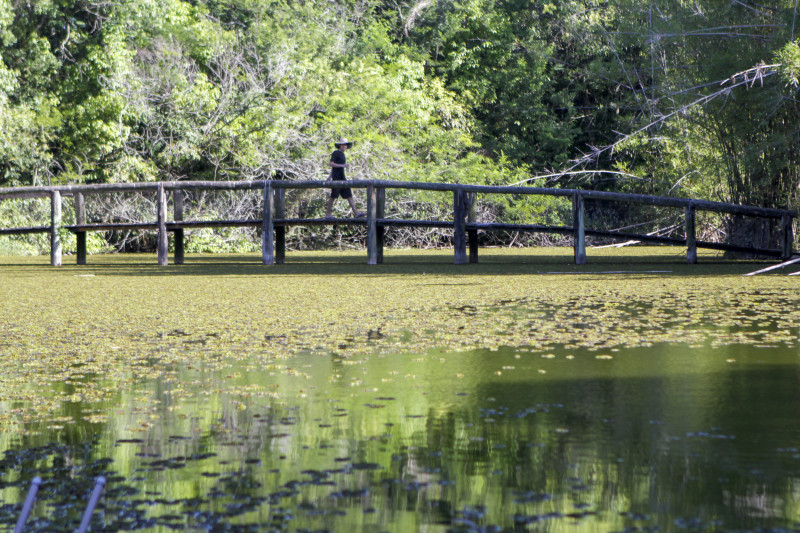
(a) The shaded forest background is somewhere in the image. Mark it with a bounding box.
[1,0,800,254]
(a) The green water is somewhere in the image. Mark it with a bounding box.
[3,250,800,531]
[3,342,800,532]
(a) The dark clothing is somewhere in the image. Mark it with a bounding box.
[330,149,346,180]
[329,149,352,199]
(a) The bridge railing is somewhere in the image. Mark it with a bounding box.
[0,180,795,266]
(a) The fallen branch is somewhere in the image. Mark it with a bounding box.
[743,256,800,276]
[592,240,640,248]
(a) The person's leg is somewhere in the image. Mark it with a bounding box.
[347,196,363,217]
[325,196,335,218]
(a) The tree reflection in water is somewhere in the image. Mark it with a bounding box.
[2,343,800,532]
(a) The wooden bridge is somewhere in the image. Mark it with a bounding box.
[0,180,795,266]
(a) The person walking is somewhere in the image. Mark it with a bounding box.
[325,138,364,218]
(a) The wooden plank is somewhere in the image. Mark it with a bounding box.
[453,188,467,265]
[367,183,378,265]
[275,188,286,264]
[781,213,794,260]
[167,220,257,230]
[156,184,168,266]
[0,191,51,200]
[743,256,800,276]
[370,180,793,218]
[0,226,50,235]
[75,192,86,265]
[378,219,453,229]
[466,192,478,263]
[377,187,385,264]
[262,182,274,265]
[572,192,586,265]
[66,223,159,231]
[174,190,185,265]
[50,190,62,267]
[466,222,570,234]
[273,218,367,227]
[2,179,794,218]
[685,204,697,264]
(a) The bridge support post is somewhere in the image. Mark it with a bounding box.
[50,190,62,266]
[275,187,285,264]
[685,204,697,264]
[572,192,586,265]
[75,192,86,265]
[377,187,385,264]
[367,183,378,265]
[781,213,794,260]
[262,181,274,265]
[174,190,185,265]
[454,187,467,265]
[467,192,478,263]
[157,184,168,266]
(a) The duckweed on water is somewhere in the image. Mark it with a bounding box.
[2,247,800,531]
[1,247,799,431]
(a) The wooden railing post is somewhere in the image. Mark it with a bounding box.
[467,192,478,263]
[157,184,168,266]
[454,187,467,265]
[781,213,794,260]
[174,190,185,265]
[367,183,378,265]
[50,190,62,266]
[377,186,385,264]
[262,181,274,265]
[75,192,86,265]
[685,204,697,264]
[275,187,285,264]
[572,192,586,265]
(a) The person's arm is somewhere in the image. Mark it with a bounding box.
[330,151,349,169]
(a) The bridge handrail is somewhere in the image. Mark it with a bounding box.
[0,179,794,218]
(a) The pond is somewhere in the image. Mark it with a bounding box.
[3,343,800,532]
[1,250,800,532]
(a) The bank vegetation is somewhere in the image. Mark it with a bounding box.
[1,0,799,254]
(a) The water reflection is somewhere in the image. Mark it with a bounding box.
[3,343,800,532]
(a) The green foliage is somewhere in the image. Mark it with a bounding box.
[183,228,259,254]
[2,0,800,252]
[777,41,800,87]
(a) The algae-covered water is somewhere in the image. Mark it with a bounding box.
[2,248,800,532]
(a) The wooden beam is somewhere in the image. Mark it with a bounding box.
[467,192,478,263]
[156,184,168,266]
[50,190,62,267]
[377,187,385,264]
[367,183,378,265]
[262,181,274,265]
[572,192,586,265]
[67,223,159,231]
[0,226,50,235]
[2,179,794,220]
[275,188,286,264]
[781,213,794,260]
[75,192,86,265]
[174,190,185,265]
[685,204,697,264]
[454,188,467,265]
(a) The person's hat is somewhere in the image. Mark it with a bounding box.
[334,138,354,148]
